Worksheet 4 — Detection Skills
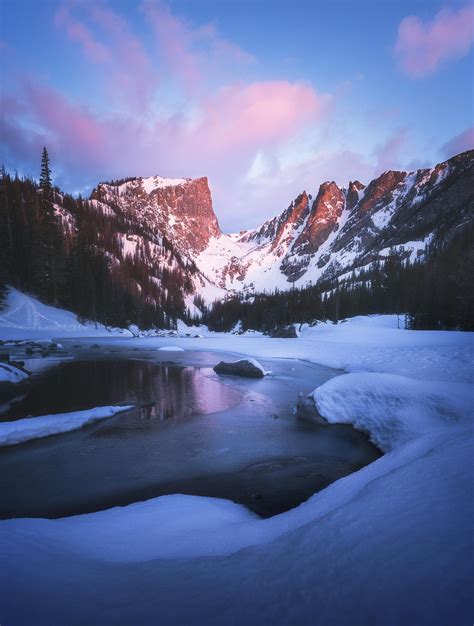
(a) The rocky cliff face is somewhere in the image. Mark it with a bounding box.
[88,150,474,303]
[92,175,220,255]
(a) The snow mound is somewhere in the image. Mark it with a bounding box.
[0,362,29,384]
[158,346,185,352]
[311,373,474,452]
[0,405,133,446]
[3,495,257,564]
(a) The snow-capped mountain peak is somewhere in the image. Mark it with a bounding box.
[88,150,473,302]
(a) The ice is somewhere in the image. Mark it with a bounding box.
[0,362,29,384]
[0,405,133,446]
[157,346,185,351]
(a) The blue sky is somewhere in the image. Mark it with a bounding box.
[1,0,473,230]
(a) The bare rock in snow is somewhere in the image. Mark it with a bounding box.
[214,358,266,378]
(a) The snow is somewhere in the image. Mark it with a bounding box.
[0,405,134,446]
[157,346,185,352]
[0,362,29,384]
[0,314,472,624]
[0,288,133,340]
[141,175,189,194]
[225,356,267,375]
[311,372,473,452]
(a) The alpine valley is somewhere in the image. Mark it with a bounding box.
[1,149,473,330]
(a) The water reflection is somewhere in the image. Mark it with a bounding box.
[1,359,240,422]
[0,355,382,520]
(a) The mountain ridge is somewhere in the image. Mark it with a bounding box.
[88,149,473,301]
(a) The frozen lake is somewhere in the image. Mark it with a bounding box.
[0,347,381,518]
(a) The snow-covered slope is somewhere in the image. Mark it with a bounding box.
[1,315,472,625]
[0,289,132,339]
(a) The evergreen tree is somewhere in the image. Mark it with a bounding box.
[36,148,66,305]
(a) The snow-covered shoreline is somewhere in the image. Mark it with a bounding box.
[0,362,29,384]
[0,313,472,624]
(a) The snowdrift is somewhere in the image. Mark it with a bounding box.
[311,372,473,452]
[0,405,133,446]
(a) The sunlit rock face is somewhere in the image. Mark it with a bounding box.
[93,175,221,255]
[346,180,365,210]
[294,182,346,255]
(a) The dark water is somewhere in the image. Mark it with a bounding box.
[0,355,381,519]
[0,359,239,422]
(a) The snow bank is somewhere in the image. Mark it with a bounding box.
[0,362,29,384]
[0,288,132,340]
[311,372,473,452]
[0,405,133,446]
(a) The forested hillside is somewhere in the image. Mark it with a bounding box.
[0,151,200,329]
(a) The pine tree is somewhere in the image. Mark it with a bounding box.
[37,147,66,305]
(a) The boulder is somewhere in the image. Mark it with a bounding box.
[214,358,266,379]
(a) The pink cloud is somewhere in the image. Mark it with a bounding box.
[441,127,474,158]
[373,128,409,172]
[194,81,330,154]
[143,0,256,94]
[55,5,110,63]
[394,4,474,77]
[55,2,156,113]
[88,5,157,111]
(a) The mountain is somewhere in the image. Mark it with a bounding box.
[92,150,473,298]
[196,150,473,292]
[1,150,473,328]
[92,175,221,256]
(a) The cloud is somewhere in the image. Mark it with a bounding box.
[55,3,157,112]
[394,4,474,77]
[55,4,110,63]
[373,128,409,172]
[441,127,474,158]
[193,81,330,154]
[143,0,256,94]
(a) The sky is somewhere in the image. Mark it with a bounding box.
[1,0,473,232]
